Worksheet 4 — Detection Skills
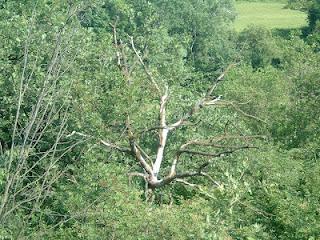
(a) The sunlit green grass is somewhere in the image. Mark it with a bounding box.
[234,2,308,31]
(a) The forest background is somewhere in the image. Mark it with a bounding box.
[0,0,319,239]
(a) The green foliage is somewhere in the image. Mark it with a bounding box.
[222,65,289,134]
[308,0,320,30]
[286,0,311,10]
[228,147,320,239]
[0,0,319,239]
[24,160,225,239]
[154,0,236,72]
[218,33,320,239]
[237,27,280,68]
[305,0,320,49]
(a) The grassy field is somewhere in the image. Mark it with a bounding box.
[234,2,308,31]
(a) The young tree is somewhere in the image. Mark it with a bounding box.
[0,1,89,227]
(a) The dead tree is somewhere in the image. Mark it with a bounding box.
[69,24,262,192]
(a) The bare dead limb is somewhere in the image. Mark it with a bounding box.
[206,64,236,97]
[100,140,132,154]
[237,201,275,218]
[168,64,236,130]
[178,145,256,158]
[128,135,153,177]
[129,36,161,94]
[128,172,146,187]
[66,130,132,154]
[110,19,121,67]
[216,100,267,123]
[153,86,169,177]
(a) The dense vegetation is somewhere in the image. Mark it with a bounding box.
[0,0,319,239]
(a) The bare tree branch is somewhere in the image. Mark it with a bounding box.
[100,140,132,154]
[168,65,232,130]
[153,86,169,177]
[129,36,161,94]
[67,131,132,154]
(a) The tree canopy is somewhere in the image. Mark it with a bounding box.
[0,0,319,239]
